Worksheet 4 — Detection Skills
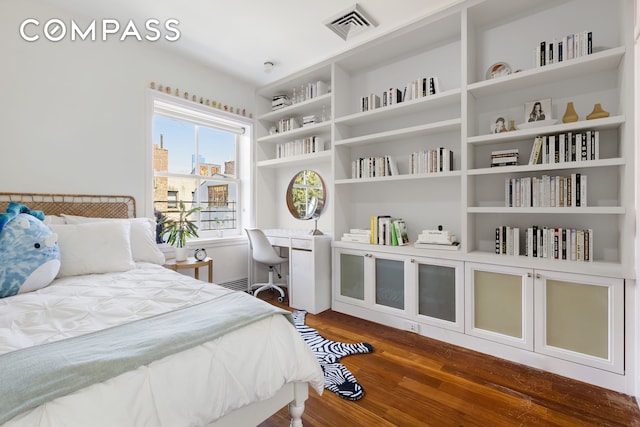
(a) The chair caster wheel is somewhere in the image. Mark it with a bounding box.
[278,297,285,303]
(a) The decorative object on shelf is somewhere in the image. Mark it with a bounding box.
[165,86,171,94]
[491,116,508,133]
[562,101,579,123]
[516,119,558,130]
[174,88,179,97]
[159,201,202,262]
[525,98,551,123]
[486,62,511,79]
[194,248,207,261]
[586,103,610,120]
[509,120,516,131]
[150,81,155,89]
[286,170,326,235]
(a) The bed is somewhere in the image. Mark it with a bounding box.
[0,193,324,427]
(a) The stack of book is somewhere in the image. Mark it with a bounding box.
[271,95,291,111]
[414,228,459,250]
[491,148,519,167]
[302,115,317,126]
[369,216,409,246]
[340,228,371,244]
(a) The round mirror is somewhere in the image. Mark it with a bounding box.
[286,170,326,234]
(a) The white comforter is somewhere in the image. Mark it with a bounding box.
[0,263,324,426]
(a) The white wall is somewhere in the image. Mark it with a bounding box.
[0,0,255,211]
[0,0,256,284]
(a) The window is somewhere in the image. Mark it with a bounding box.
[149,92,251,240]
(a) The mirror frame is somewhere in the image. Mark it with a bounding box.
[286,170,326,221]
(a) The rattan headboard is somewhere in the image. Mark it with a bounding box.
[0,193,136,219]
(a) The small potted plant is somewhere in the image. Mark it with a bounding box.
[160,201,201,261]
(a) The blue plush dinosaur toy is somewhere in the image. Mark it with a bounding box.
[0,202,60,298]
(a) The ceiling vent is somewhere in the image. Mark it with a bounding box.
[325,4,377,41]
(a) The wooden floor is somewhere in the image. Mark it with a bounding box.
[256,291,640,427]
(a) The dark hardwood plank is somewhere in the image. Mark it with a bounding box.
[256,292,640,427]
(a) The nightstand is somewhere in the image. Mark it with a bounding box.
[164,257,213,283]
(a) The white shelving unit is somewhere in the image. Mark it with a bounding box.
[254,0,636,394]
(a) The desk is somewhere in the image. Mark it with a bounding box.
[252,230,331,314]
[164,257,213,283]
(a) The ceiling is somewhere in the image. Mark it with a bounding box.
[44,0,463,87]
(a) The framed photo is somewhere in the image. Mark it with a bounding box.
[491,115,508,133]
[524,98,552,123]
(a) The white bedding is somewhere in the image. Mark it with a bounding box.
[0,263,324,426]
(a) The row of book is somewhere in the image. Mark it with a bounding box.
[496,226,593,262]
[528,131,600,165]
[504,174,587,208]
[535,31,593,68]
[359,77,440,112]
[277,117,299,133]
[351,156,399,179]
[409,148,454,174]
[276,136,325,159]
[491,148,519,167]
[369,216,410,246]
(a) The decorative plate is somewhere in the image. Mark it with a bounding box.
[486,62,511,80]
[516,119,559,130]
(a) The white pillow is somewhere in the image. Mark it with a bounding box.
[50,222,135,278]
[61,215,165,264]
[43,215,66,225]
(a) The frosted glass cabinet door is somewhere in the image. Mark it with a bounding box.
[338,252,365,301]
[534,270,624,373]
[415,257,464,332]
[465,263,533,350]
[375,257,404,310]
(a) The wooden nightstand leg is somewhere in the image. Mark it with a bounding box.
[194,268,200,280]
[208,260,213,283]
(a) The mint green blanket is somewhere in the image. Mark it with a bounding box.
[0,291,290,424]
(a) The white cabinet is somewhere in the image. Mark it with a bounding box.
[333,247,464,333]
[466,262,624,373]
[289,237,331,315]
[261,231,331,315]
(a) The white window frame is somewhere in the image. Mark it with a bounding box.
[145,89,253,240]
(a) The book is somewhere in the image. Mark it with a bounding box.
[341,233,370,243]
[529,136,543,165]
[414,241,460,251]
[392,219,409,245]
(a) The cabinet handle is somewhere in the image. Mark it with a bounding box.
[410,258,416,263]
[535,274,541,279]
[527,273,532,278]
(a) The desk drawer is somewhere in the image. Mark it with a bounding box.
[267,236,290,247]
[291,238,312,250]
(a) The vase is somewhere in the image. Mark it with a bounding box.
[175,247,188,262]
[586,103,610,120]
[562,102,579,123]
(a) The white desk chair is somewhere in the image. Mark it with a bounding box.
[246,228,288,302]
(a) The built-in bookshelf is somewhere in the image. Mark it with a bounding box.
[254,0,635,392]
